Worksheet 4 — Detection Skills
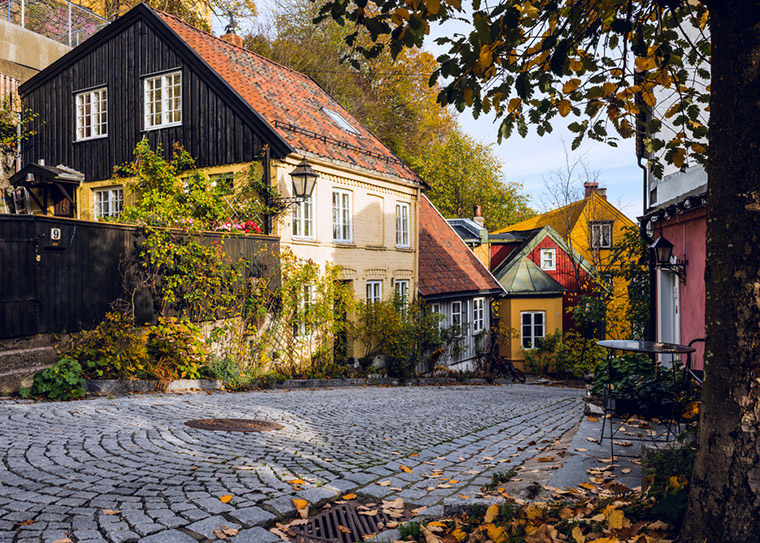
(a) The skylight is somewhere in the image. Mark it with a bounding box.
[322,107,361,136]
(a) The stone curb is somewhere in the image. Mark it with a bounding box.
[86,379,223,395]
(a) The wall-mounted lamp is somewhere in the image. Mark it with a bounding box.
[265,158,319,231]
[650,235,687,284]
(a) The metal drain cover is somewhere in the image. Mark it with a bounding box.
[184,419,282,432]
[290,502,408,543]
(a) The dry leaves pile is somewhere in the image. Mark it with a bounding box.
[398,487,677,543]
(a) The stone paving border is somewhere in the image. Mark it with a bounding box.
[0,384,583,543]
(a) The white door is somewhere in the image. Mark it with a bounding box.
[657,270,680,366]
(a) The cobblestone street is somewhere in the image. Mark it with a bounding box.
[0,384,583,542]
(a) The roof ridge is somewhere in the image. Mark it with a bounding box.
[149,5,317,83]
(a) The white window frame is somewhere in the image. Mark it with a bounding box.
[451,300,463,335]
[143,70,182,130]
[332,189,352,243]
[292,195,315,239]
[294,284,313,339]
[395,279,409,305]
[472,297,485,332]
[590,221,613,249]
[75,87,107,141]
[93,186,124,220]
[366,280,382,303]
[322,107,361,136]
[540,248,556,271]
[521,311,545,350]
[396,202,410,248]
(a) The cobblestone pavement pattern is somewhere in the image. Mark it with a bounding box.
[0,385,583,542]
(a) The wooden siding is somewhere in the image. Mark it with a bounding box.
[21,19,266,181]
[0,216,279,338]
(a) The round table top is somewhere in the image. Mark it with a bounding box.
[597,339,696,354]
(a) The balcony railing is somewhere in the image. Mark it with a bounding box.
[2,0,108,47]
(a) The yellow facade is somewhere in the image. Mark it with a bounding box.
[496,296,563,372]
[272,155,420,304]
[496,192,636,339]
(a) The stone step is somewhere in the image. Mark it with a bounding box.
[0,345,57,394]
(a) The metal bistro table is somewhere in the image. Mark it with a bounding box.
[596,340,696,459]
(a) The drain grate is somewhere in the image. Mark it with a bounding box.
[290,502,407,543]
[184,419,283,432]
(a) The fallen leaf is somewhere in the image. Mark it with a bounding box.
[289,479,306,485]
[622,468,632,474]
[377,480,391,486]
[524,523,557,543]
[587,416,599,422]
[411,506,428,515]
[571,525,585,543]
[449,479,460,484]
[421,524,441,543]
[358,509,379,516]
[648,520,671,530]
[213,529,227,539]
[400,465,413,473]
[13,519,36,527]
[575,448,589,452]
[459,494,471,499]
[292,498,309,519]
[102,509,121,515]
[586,437,598,443]
[452,528,468,541]
[51,539,72,543]
[484,504,499,523]
[338,525,352,534]
[438,484,452,489]
[290,519,308,526]
[269,527,290,541]
[390,487,403,491]
[342,493,357,500]
[220,495,233,503]
[409,453,419,457]
[428,521,448,528]
[537,456,555,462]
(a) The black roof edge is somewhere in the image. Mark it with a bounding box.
[20,4,293,159]
[640,189,707,221]
[420,289,502,302]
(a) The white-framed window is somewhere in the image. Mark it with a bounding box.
[293,284,313,338]
[366,280,382,303]
[332,189,352,242]
[452,300,468,335]
[395,279,409,305]
[396,202,410,247]
[472,298,485,332]
[210,172,234,194]
[590,221,613,249]
[75,87,107,141]
[521,311,545,349]
[431,303,443,329]
[292,196,314,239]
[539,248,556,270]
[94,186,123,220]
[144,70,182,130]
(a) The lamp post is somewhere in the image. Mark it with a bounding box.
[265,158,318,234]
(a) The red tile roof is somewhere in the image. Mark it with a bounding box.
[419,195,503,298]
[155,8,420,183]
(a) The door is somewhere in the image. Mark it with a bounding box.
[657,270,680,366]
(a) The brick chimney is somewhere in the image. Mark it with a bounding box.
[584,181,598,198]
[221,33,243,47]
[473,205,485,227]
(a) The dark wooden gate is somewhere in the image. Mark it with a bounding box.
[0,215,279,339]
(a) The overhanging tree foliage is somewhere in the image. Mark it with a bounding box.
[315,0,760,540]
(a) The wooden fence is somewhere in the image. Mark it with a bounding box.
[0,215,279,338]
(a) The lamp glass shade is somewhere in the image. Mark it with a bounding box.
[290,159,318,198]
[650,236,674,265]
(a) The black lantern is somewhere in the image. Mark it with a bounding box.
[289,158,318,199]
[650,235,687,283]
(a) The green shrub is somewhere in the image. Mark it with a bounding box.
[643,439,697,527]
[144,317,209,379]
[555,330,606,378]
[62,312,148,379]
[20,358,86,401]
[522,329,564,376]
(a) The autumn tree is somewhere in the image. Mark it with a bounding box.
[412,127,533,230]
[315,0,760,540]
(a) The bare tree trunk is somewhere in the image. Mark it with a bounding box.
[681,2,760,540]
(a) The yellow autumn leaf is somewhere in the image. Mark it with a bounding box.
[558,99,572,117]
[342,493,357,500]
[508,97,522,113]
[292,498,309,519]
[338,525,352,534]
[606,507,625,530]
[603,82,617,95]
[691,144,707,156]
[425,0,441,15]
[572,525,585,543]
[672,148,687,168]
[484,504,499,523]
[400,465,413,473]
[523,1,539,18]
[563,78,582,94]
[485,524,506,542]
[525,504,544,521]
[635,56,657,71]
[464,88,473,107]
[452,529,467,541]
[427,521,447,528]
[219,495,233,503]
[289,479,306,485]
[444,0,461,10]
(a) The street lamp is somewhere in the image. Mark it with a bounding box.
[264,158,319,233]
[650,235,687,283]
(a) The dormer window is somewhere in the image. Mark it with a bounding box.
[144,70,182,130]
[322,107,361,136]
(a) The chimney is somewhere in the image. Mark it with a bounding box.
[473,205,485,227]
[221,33,243,47]
[584,181,598,198]
[596,188,607,200]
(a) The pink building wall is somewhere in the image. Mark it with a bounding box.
[657,207,706,369]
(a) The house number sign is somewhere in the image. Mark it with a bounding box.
[50,227,62,243]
